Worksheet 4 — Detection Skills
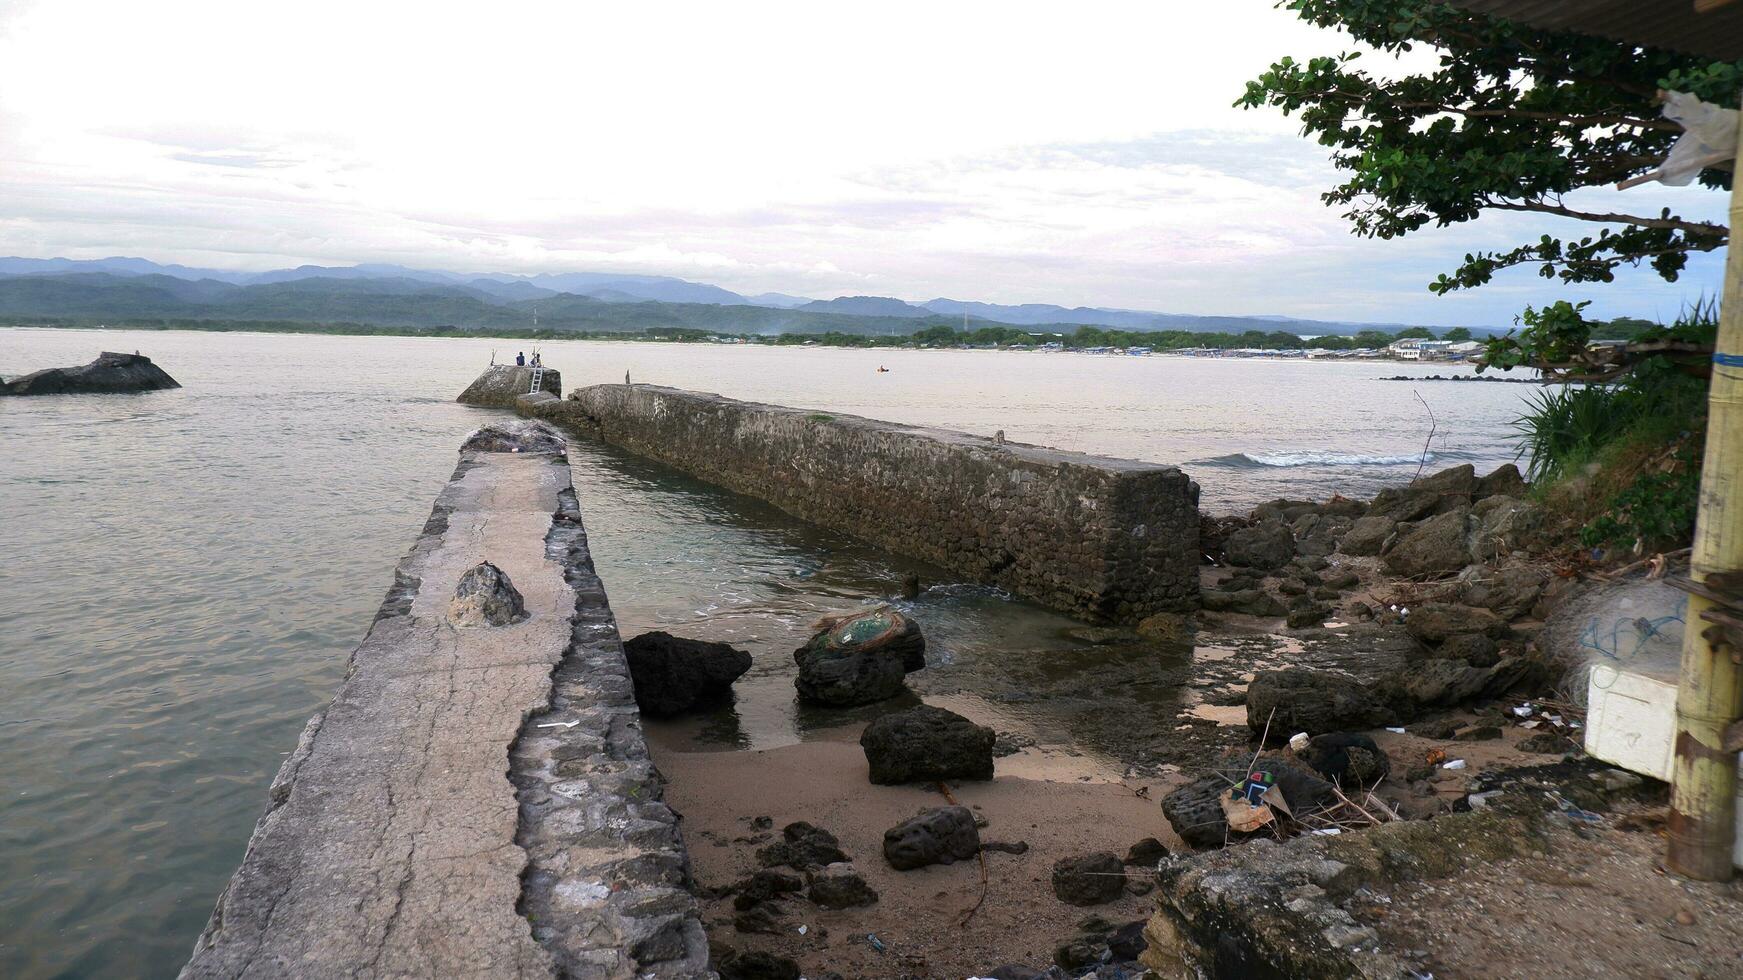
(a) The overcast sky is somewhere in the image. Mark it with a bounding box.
[0,0,1725,326]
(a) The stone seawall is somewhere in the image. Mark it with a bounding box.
[182,420,709,979]
[523,384,1200,623]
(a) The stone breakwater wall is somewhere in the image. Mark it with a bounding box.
[522,384,1201,622]
[457,363,563,407]
[182,420,709,979]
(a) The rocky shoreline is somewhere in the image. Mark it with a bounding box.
[625,458,1737,978]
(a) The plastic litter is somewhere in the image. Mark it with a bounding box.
[1386,727,1406,734]
[1512,705,1534,718]
[867,934,885,953]
[797,925,808,936]
[1441,759,1467,771]
[1289,732,1311,752]
[1621,90,1740,188]
[1311,827,1343,836]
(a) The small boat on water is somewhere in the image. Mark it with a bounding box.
[876,366,890,373]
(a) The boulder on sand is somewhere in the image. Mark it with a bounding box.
[793,605,925,706]
[623,631,752,716]
[757,822,850,872]
[1246,669,1398,736]
[860,704,995,784]
[806,863,879,909]
[883,805,981,870]
[1051,852,1126,905]
[0,351,180,396]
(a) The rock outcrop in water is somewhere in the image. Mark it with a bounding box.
[793,605,926,706]
[0,351,180,396]
[456,363,561,407]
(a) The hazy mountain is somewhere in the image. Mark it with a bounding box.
[0,255,1495,336]
[0,256,254,284]
[744,292,814,308]
[798,295,933,317]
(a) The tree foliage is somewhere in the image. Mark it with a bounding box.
[1238,0,1739,293]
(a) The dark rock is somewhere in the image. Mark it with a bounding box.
[860,704,995,784]
[806,863,878,909]
[1296,732,1391,786]
[1162,777,1234,848]
[883,805,980,870]
[1459,565,1550,621]
[1321,568,1361,590]
[1247,669,1397,735]
[1386,656,1543,709]
[1322,496,1369,519]
[1202,588,1287,617]
[1467,496,1546,561]
[448,562,526,627]
[793,605,925,706]
[756,822,849,871]
[1278,578,1308,596]
[729,870,802,910]
[1475,463,1528,500]
[623,631,752,716]
[982,840,1030,855]
[1406,717,1462,739]
[1252,498,1322,524]
[459,419,566,454]
[1384,509,1472,578]
[1285,598,1328,630]
[0,351,180,396]
[1404,602,1506,644]
[1338,515,1397,556]
[1108,919,1149,960]
[1518,732,1574,754]
[1368,464,1477,521]
[1052,851,1126,905]
[1292,513,1354,559]
[717,949,800,980]
[1454,724,1503,741]
[1124,837,1169,867]
[1224,522,1296,570]
[732,903,786,935]
[1054,935,1108,971]
[1437,632,1501,666]
[1135,612,1191,643]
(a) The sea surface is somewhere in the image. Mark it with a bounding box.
[0,327,1534,978]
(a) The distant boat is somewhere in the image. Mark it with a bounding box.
[876,366,890,373]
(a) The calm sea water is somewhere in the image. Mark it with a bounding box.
[0,327,1533,978]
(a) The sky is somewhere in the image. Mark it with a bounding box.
[0,0,1726,327]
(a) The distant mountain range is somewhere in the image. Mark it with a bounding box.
[0,255,1487,338]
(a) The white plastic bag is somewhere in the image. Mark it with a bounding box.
[1645,90,1738,187]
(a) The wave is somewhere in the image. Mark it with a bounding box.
[1195,450,1456,469]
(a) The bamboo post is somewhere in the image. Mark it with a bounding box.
[1669,107,1743,880]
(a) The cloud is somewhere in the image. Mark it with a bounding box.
[0,0,1725,327]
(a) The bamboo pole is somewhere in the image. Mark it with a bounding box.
[1669,109,1743,880]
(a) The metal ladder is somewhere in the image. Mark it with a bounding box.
[528,365,545,394]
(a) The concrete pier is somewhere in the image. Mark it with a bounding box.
[514,383,1200,623]
[183,420,707,979]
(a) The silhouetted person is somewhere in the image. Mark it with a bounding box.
[516,352,525,366]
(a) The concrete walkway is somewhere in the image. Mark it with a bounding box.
[184,433,579,977]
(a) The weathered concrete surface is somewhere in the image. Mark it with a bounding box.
[521,383,1200,623]
[183,419,707,979]
[457,364,562,407]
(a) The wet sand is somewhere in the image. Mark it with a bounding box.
[651,727,1182,978]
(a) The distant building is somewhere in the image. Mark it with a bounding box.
[1388,338,1456,361]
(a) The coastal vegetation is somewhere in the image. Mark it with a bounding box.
[4,313,1498,354]
[1246,0,1737,560]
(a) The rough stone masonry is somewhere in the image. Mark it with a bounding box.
[181,420,709,979]
[514,383,1200,623]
